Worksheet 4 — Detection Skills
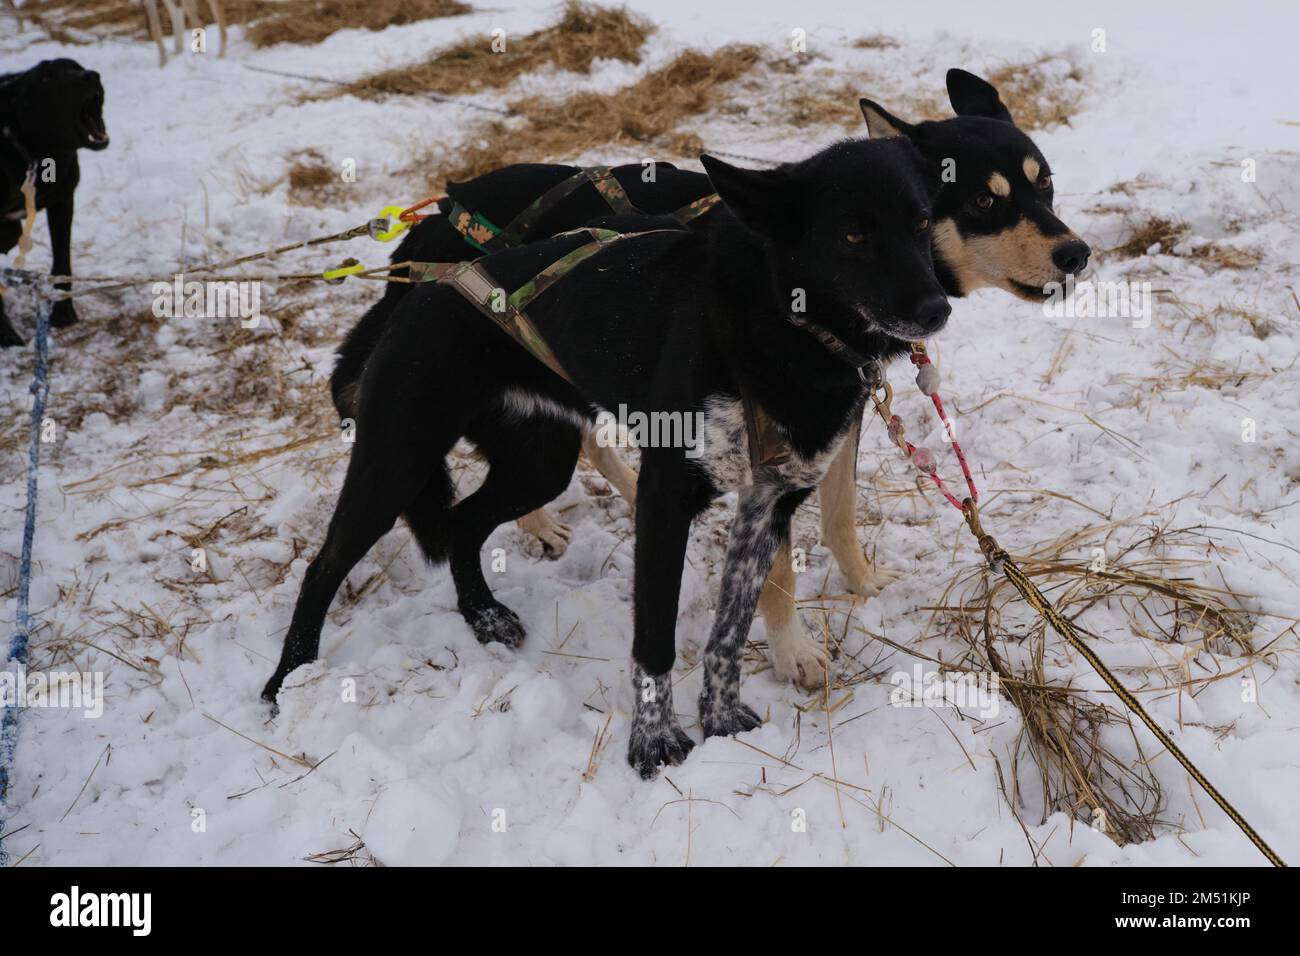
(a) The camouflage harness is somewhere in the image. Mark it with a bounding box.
[420,172,883,471]
[413,221,783,469]
[444,165,722,253]
[435,226,645,385]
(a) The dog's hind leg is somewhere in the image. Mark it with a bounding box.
[818,416,900,597]
[262,435,442,704]
[513,430,637,558]
[515,507,572,558]
[583,430,638,506]
[698,479,810,739]
[451,416,582,647]
[757,534,831,690]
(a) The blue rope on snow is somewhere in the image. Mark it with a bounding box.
[0,300,52,866]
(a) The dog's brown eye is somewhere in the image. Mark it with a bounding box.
[846,233,865,244]
[916,217,930,232]
[1037,175,1052,190]
[975,195,994,210]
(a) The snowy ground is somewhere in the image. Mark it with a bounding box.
[2,0,1298,865]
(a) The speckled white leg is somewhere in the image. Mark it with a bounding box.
[698,479,791,737]
[628,663,693,778]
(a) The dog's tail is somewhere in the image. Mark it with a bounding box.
[329,287,399,420]
[331,217,441,419]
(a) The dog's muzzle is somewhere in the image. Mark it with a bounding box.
[80,106,109,149]
[1052,239,1091,276]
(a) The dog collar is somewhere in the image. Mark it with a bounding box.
[785,314,884,388]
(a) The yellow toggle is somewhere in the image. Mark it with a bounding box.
[323,258,366,283]
[369,205,412,242]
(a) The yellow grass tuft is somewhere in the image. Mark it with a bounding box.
[330,2,653,100]
[986,54,1085,130]
[1111,215,1263,270]
[434,44,762,185]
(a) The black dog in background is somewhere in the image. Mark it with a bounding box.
[0,58,109,347]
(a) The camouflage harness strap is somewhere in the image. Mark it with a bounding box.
[445,200,503,253]
[446,166,637,254]
[446,166,724,254]
[671,193,723,225]
[582,166,638,215]
[438,226,676,386]
[442,258,575,383]
[739,383,792,469]
[486,167,624,250]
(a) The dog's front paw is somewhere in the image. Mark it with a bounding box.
[627,721,694,779]
[462,601,526,648]
[50,299,79,328]
[770,624,832,690]
[846,562,903,599]
[516,508,572,559]
[699,696,762,739]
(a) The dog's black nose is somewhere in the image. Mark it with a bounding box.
[911,296,951,335]
[1052,239,1091,275]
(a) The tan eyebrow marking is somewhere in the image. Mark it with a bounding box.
[987,172,1011,197]
[1023,156,1041,182]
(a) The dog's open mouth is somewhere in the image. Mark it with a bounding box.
[1008,278,1055,301]
[79,103,109,149]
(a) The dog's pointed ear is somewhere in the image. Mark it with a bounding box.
[859,98,913,139]
[946,68,1014,123]
[700,154,794,237]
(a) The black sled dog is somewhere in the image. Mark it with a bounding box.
[0,59,109,347]
[263,136,951,777]
[324,70,1090,691]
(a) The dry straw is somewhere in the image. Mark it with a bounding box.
[931,515,1269,848]
[434,44,763,184]
[331,2,653,100]
[1109,214,1263,271]
[986,54,1085,129]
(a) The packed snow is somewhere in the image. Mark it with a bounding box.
[2,0,1298,865]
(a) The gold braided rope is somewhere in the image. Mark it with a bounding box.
[960,502,1284,867]
[871,371,1285,867]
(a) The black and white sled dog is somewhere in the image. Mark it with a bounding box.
[263,135,952,777]
[323,70,1091,691]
